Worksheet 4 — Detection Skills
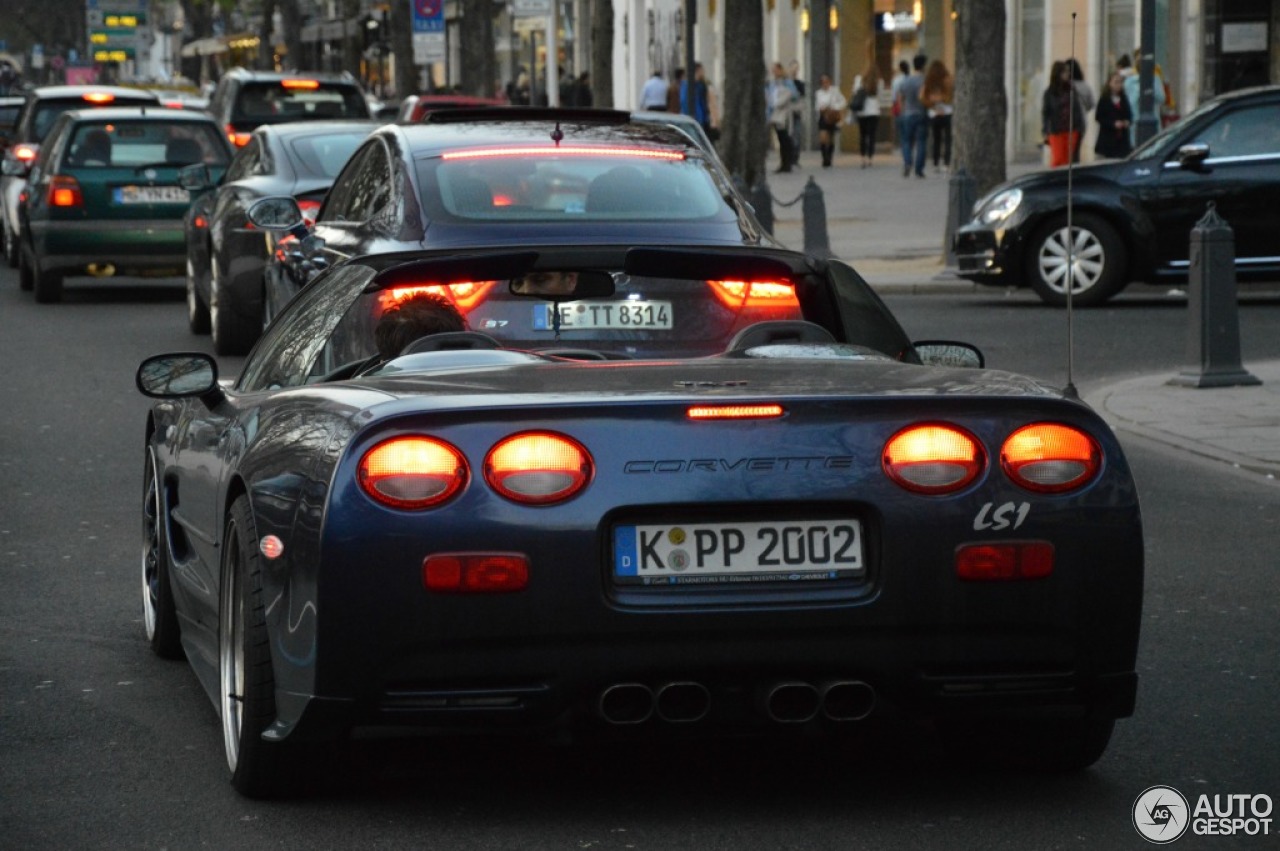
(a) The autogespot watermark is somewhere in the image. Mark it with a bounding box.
[1133,785,1274,843]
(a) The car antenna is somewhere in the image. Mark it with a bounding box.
[1063,12,1079,400]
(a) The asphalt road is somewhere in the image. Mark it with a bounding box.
[2,272,1278,850]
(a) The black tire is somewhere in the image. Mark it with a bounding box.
[17,240,34,292]
[1025,213,1127,307]
[944,716,1116,772]
[142,449,183,660]
[31,250,63,304]
[187,257,211,335]
[220,495,296,798]
[210,263,260,356]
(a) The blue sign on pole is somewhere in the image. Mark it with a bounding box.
[411,0,444,34]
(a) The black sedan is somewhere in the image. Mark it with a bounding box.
[954,84,1280,305]
[181,120,376,354]
[137,231,1143,797]
[264,108,769,307]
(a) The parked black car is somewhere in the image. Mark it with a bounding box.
[954,85,1280,305]
[181,119,376,354]
[205,68,371,150]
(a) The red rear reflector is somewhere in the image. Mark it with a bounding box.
[13,144,39,163]
[956,542,1055,580]
[441,145,685,161]
[358,436,468,509]
[1001,423,1101,493]
[81,92,116,104]
[424,553,530,593]
[687,404,784,420]
[883,424,985,494]
[164,100,185,109]
[193,214,209,229]
[281,79,321,90]
[258,535,285,559]
[48,176,83,208]
[484,432,592,504]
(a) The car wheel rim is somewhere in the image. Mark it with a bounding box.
[142,454,161,640]
[1038,226,1105,295]
[219,524,244,773]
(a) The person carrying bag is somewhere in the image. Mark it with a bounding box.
[814,73,847,168]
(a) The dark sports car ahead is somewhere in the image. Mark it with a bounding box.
[954,84,1280,305]
[180,120,376,354]
[138,241,1143,797]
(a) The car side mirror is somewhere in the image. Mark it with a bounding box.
[136,352,224,406]
[1175,143,1211,171]
[177,163,214,191]
[913,341,984,369]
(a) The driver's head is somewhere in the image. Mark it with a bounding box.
[374,292,466,359]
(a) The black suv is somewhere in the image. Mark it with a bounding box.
[2,85,159,268]
[206,68,371,148]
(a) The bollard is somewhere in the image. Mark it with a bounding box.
[944,167,977,268]
[750,179,774,235]
[801,176,833,259]
[1167,204,1261,388]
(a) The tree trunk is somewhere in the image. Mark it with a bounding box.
[590,0,614,108]
[720,0,767,187]
[391,0,416,99]
[459,2,498,98]
[278,0,304,73]
[953,0,1007,197]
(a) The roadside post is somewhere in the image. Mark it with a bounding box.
[801,176,833,259]
[944,167,976,268]
[1168,204,1261,388]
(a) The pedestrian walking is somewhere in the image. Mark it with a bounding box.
[766,62,799,173]
[894,55,929,178]
[921,59,953,173]
[667,68,685,114]
[788,60,806,168]
[681,63,716,142]
[640,70,668,111]
[1042,60,1085,167]
[1066,58,1095,162]
[851,63,882,168]
[814,74,847,168]
[1093,71,1133,159]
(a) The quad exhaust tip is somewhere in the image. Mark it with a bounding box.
[821,680,876,721]
[598,683,654,725]
[655,681,711,723]
[764,681,821,723]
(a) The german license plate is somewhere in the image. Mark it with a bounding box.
[613,519,864,586]
[114,185,190,204]
[533,300,672,331]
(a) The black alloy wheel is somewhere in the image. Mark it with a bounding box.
[187,256,211,334]
[142,449,183,659]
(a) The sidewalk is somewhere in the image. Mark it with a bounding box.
[758,146,1280,485]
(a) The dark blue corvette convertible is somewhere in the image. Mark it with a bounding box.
[138,237,1143,797]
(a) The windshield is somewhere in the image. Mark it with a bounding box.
[288,129,372,178]
[416,147,731,222]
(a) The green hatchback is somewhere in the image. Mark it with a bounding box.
[19,107,232,302]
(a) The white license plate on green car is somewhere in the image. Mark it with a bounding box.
[114,185,190,204]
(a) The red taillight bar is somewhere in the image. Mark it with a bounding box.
[441,145,685,161]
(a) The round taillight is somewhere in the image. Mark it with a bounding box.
[358,436,467,509]
[1001,423,1101,492]
[883,424,985,494]
[484,432,592,504]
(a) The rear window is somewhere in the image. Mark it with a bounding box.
[32,95,156,141]
[288,130,370,178]
[233,82,370,123]
[418,147,729,222]
[64,120,231,169]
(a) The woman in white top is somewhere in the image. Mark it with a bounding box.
[852,62,884,168]
[814,74,847,168]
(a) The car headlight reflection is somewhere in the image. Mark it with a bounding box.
[977,188,1022,225]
